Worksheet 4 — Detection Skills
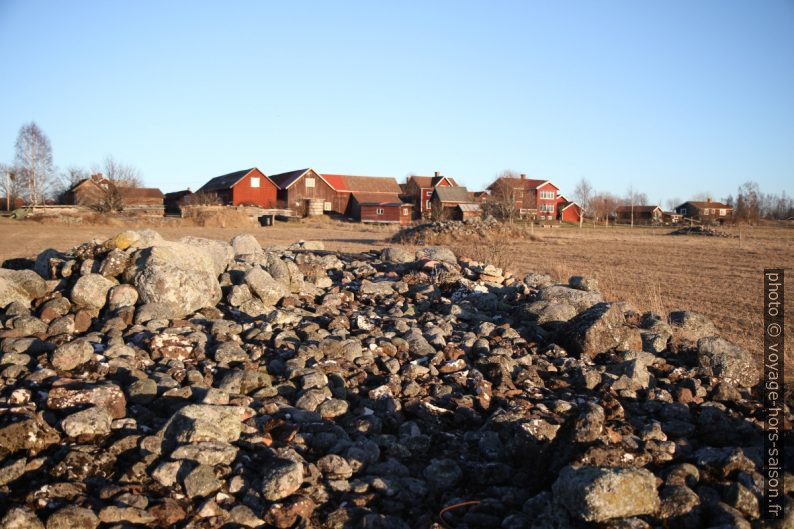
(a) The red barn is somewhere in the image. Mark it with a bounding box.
[350,192,412,225]
[405,172,458,219]
[557,200,582,223]
[487,174,560,220]
[320,174,405,219]
[196,168,278,207]
[269,168,343,214]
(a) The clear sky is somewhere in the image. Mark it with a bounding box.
[1,1,792,202]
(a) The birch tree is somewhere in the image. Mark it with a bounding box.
[14,122,54,205]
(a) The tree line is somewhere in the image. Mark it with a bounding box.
[1,122,142,210]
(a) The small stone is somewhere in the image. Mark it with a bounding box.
[45,506,98,529]
[261,459,304,501]
[61,406,112,438]
[51,339,94,371]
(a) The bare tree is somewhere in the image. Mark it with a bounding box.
[624,186,649,228]
[0,163,22,211]
[665,197,681,211]
[94,156,142,187]
[184,191,221,206]
[735,181,761,224]
[573,178,593,228]
[484,172,520,223]
[14,122,54,205]
[691,191,712,202]
[53,166,89,203]
[591,192,620,227]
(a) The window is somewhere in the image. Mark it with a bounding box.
[426,200,431,210]
[324,202,332,211]
[250,177,260,188]
[539,190,556,200]
[305,177,315,188]
[719,209,727,216]
[376,208,384,215]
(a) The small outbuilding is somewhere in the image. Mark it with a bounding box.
[349,192,412,225]
[616,205,663,225]
[557,200,583,223]
[455,203,482,221]
[430,186,479,220]
[196,168,278,208]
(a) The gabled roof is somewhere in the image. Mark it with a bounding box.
[457,203,481,212]
[559,201,581,211]
[321,174,402,194]
[350,192,404,206]
[615,205,662,214]
[677,200,732,210]
[268,168,317,190]
[487,177,557,192]
[409,175,458,188]
[432,186,473,203]
[198,168,272,193]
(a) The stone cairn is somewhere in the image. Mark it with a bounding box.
[0,229,787,529]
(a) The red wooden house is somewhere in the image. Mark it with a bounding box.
[487,174,560,220]
[196,168,278,208]
[556,195,583,223]
[349,192,412,225]
[269,168,344,214]
[321,174,406,221]
[404,171,458,219]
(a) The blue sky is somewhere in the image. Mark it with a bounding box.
[0,1,792,202]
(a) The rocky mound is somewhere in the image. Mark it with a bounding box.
[670,226,737,238]
[0,230,788,528]
[390,218,502,244]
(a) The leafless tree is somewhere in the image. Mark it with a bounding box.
[624,186,649,228]
[691,191,712,202]
[573,178,593,228]
[735,181,761,224]
[591,192,620,227]
[91,181,125,213]
[94,156,142,187]
[53,166,89,203]
[484,173,519,224]
[665,197,682,211]
[184,191,221,206]
[14,122,54,205]
[0,163,23,211]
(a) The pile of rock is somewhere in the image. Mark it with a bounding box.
[0,229,788,528]
[390,218,501,244]
[669,226,737,238]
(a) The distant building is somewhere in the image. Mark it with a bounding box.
[556,196,583,223]
[615,205,663,225]
[269,168,341,214]
[64,173,164,214]
[487,174,560,220]
[430,186,480,220]
[196,168,278,208]
[662,211,683,224]
[349,192,412,225]
[163,189,193,215]
[675,200,733,224]
[320,174,405,219]
[405,172,458,218]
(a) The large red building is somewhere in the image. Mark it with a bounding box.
[196,168,278,207]
[404,172,457,218]
[487,174,561,220]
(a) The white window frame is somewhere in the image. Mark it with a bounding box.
[426,200,431,210]
[305,177,315,188]
[376,208,384,215]
[719,208,726,216]
[250,177,260,188]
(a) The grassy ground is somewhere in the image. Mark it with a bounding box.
[2,216,791,370]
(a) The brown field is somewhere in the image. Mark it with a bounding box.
[1,217,791,370]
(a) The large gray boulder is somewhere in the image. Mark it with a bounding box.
[179,236,234,275]
[70,273,115,310]
[244,267,289,306]
[552,465,660,522]
[558,302,643,359]
[160,404,246,450]
[415,246,456,264]
[230,234,262,256]
[697,337,760,388]
[0,269,47,309]
[537,285,603,313]
[126,241,221,318]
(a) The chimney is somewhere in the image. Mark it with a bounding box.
[520,173,526,180]
[707,197,712,203]
[434,171,441,177]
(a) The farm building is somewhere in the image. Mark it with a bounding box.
[615,205,663,225]
[557,200,583,223]
[196,168,278,208]
[662,211,683,224]
[405,172,458,219]
[487,174,560,220]
[349,192,412,225]
[675,200,733,224]
[269,168,342,215]
[163,189,194,215]
[64,174,164,214]
[430,186,480,220]
[455,203,482,221]
[0,196,26,211]
[321,174,404,218]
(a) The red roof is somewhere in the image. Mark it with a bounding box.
[409,175,458,188]
[321,174,402,194]
[487,177,558,192]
